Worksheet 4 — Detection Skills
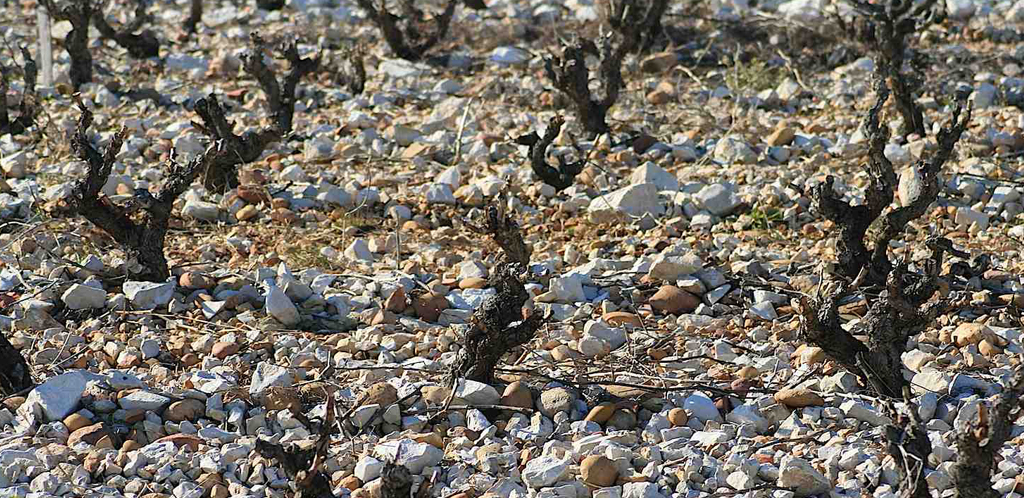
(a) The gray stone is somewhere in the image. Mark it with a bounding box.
[918,392,938,421]
[972,82,997,108]
[119,391,171,411]
[946,0,976,20]
[750,302,778,320]
[753,290,788,305]
[713,135,757,164]
[539,387,576,418]
[489,46,531,65]
[378,59,428,78]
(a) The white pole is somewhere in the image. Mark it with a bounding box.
[37,6,54,87]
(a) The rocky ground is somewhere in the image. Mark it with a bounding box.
[2,0,1024,497]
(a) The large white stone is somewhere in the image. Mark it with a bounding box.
[181,200,221,222]
[20,371,87,421]
[425,183,456,205]
[839,400,891,426]
[354,456,383,482]
[265,281,300,326]
[453,379,500,406]
[630,162,678,191]
[726,403,771,433]
[123,281,176,309]
[683,393,721,422]
[62,284,106,310]
[713,135,757,164]
[945,0,976,20]
[522,456,568,488]
[588,183,665,223]
[777,455,831,496]
[249,362,293,396]
[695,184,741,216]
[374,439,443,474]
[550,275,586,303]
[647,253,703,281]
[954,206,989,230]
[584,320,628,350]
[623,482,664,498]
[489,47,531,65]
[344,239,374,263]
[778,0,825,22]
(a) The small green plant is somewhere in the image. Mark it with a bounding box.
[726,59,784,94]
[749,206,783,230]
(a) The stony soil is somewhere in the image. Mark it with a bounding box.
[2,0,1024,497]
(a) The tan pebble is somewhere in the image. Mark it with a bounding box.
[179,271,213,290]
[501,381,533,409]
[580,455,619,487]
[411,431,444,449]
[340,476,361,491]
[774,388,825,408]
[649,285,700,314]
[68,423,116,447]
[737,365,759,380]
[607,408,638,430]
[384,287,407,313]
[765,127,796,146]
[550,345,576,362]
[63,413,91,432]
[210,484,230,498]
[412,292,448,322]
[362,382,398,407]
[211,342,239,359]
[459,277,488,289]
[979,339,1003,356]
[952,322,997,347]
[647,347,669,361]
[180,353,200,367]
[602,311,642,328]
[235,205,259,221]
[584,402,616,424]
[421,385,451,404]
[155,433,202,452]
[667,407,688,427]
